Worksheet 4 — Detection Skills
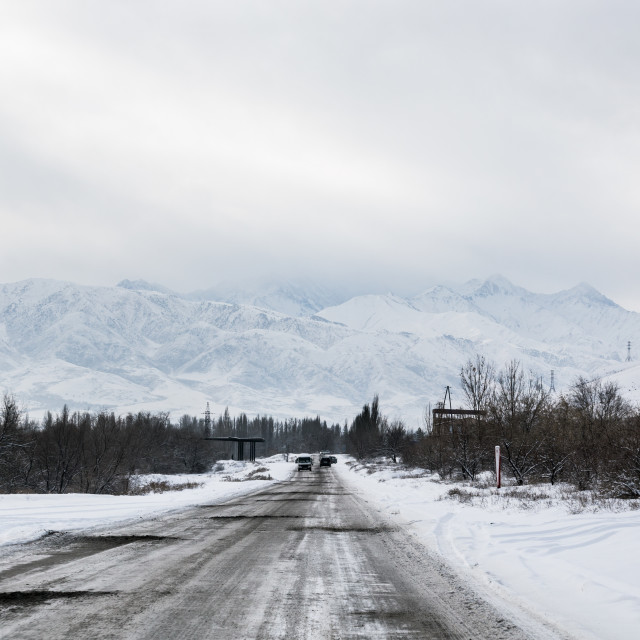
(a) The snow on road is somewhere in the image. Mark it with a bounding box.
[1,455,639,639]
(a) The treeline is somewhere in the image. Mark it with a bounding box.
[346,357,640,498]
[8,354,638,497]
[199,407,344,456]
[0,396,345,494]
[0,404,212,494]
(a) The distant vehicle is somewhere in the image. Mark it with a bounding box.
[319,455,332,467]
[330,456,337,464]
[297,456,313,471]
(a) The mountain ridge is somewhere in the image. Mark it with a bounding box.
[1,276,638,426]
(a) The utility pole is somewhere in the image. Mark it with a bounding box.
[202,402,212,438]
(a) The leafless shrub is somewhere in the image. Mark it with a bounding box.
[223,467,273,482]
[443,487,482,503]
[499,487,553,501]
[128,480,203,495]
[245,467,272,480]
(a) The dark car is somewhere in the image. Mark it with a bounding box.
[319,456,332,467]
[330,456,337,464]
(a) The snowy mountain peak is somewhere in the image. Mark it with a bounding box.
[116,279,176,295]
[186,279,348,317]
[411,286,475,314]
[317,292,418,332]
[558,282,619,308]
[469,274,525,299]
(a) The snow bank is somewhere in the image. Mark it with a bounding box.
[0,457,294,547]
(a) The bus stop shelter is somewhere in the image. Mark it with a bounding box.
[205,437,265,462]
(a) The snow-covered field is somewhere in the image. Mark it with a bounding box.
[1,455,639,640]
[340,460,640,640]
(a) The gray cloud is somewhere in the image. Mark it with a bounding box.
[2,1,640,308]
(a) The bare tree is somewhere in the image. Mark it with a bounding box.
[80,412,130,493]
[612,412,640,497]
[566,378,632,490]
[35,406,83,493]
[538,397,572,485]
[489,361,550,485]
[380,420,407,463]
[460,355,495,413]
[348,395,384,459]
[0,394,27,490]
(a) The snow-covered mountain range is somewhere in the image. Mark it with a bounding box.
[1,275,639,427]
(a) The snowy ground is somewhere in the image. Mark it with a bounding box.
[339,459,640,640]
[0,457,294,547]
[1,455,639,640]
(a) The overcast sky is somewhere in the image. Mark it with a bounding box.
[2,1,640,308]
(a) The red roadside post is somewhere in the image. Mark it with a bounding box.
[495,445,501,489]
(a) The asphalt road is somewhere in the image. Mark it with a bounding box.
[0,463,568,640]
